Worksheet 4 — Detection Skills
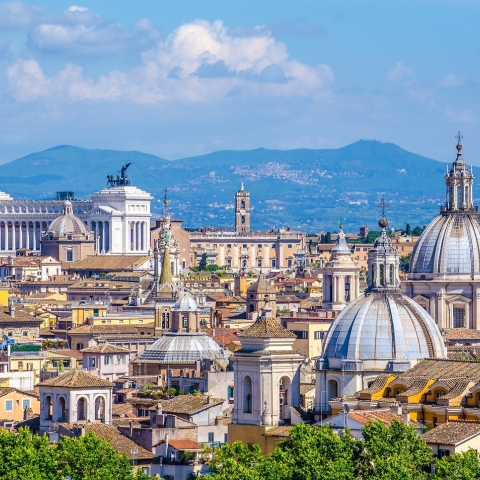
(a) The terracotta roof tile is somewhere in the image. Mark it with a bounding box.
[168,439,202,450]
[238,316,295,339]
[422,420,480,445]
[442,328,480,340]
[345,409,421,428]
[81,343,131,354]
[69,324,154,335]
[38,370,113,388]
[49,349,84,360]
[263,425,294,437]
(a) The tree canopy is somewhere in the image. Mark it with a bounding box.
[211,421,480,480]
[0,428,147,480]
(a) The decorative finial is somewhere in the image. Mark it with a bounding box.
[456,131,463,152]
[377,198,389,229]
[163,187,170,217]
[339,217,343,230]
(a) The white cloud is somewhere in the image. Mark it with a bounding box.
[8,19,333,104]
[0,1,51,30]
[388,61,414,81]
[438,74,467,88]
[445,107,476,124]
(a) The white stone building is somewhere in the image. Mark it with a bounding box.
[0,181,152,257]
[38,370,113,433]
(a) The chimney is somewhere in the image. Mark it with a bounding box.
[390,402,402,415]
[403,410,410,426]
[9,301,15,318]
[24,407,33,420]
[129,420,133,437]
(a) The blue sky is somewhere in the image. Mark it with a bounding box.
[0,0,479,164]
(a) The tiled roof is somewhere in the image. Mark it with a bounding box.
[0,308,41,323]
[300,383,315,395]
[0,387,40,398]
[448,347,480,361]
[238,316,295,338]
[65,255,150,271]
[168,439,202,451]
[235,348,300,355]
[263,425,294,437]
[49,349,84,360]
[422,421,480,446]
[442,328,480,340]
[61,423,154,459]
[81,343,131,354]
[246,274,276,294]
[116,375,158,384]
[68,324,154,335]
[158,395,224,415]
[330,409,422,429]
[397,378,431,398]
[38,370,113,388]
[358,374,393,395]
[112,403,134,416]
[204,328,239,346]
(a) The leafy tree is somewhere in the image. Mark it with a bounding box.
[412,226,425,236]
[261,423,357,480]
[435,449,480,479]
[399,252,412,273]
[356,420,432,480]
[406,223,412,235]
[198,253,208,271]
[0,428,58,480]
[206,264,219,272]
[209,441,264,480]
[56,432,147,480]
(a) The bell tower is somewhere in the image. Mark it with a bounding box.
[235,182,251,233]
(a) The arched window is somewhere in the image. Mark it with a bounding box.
[95,396,105,422]
[327,379,338,400]
[241,200,245,208]
[58,396,66,422]
[279,377,292,420]
[380,264,385,285]
[389,264,394,285]
[243,376,253,413]
[465,186,469,207]
[77,397,87,421]
[249,304,255,313]
[457,186,463,207]
[241,216,245,224]
[162,312,166,329]
[44,395,52,420]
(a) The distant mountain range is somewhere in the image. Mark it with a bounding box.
[0,140,463,232]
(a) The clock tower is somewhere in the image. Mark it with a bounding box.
[235,182,251,233]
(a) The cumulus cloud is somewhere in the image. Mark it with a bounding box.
[438,74,467,88]
[0,2,160,56]
[8,19,333,104]
[388,61,414,81]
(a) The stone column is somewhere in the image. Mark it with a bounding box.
[26,223,30,250]
[18,222,23,249]
[5,222,9,251]
[12,222,16,251]
[101,222,106,253]
[338,275,345,305]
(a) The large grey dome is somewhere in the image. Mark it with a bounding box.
[137,332,228,363]
[323,291,446,360]
[47,200,90,236]
[409,212,480,278]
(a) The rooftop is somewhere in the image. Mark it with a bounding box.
[422,420,480,446]
[38,370,113,388]
[81,343,131,354]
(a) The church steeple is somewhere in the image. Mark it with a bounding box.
[444,132,475,212]
[235,181,251,233]
[367,201,400,290]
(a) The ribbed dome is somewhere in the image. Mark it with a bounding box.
[47,200,90,236]
[323,291,446,360]
[137,333,228,363]
[409,212,480,277]
[173,291,198,311]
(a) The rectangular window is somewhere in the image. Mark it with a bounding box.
[76,343,84,350]
[66,250,73,262]
[22,399,30,410]
[227,259,232,267]
[242,244,247,248]
[271,259,276,268]
[5,400,13,412]
[213,244,217,249]
[453,306,466,328]
[117,355,126,365]
[257,259,262,268]
[89,357,96,368]
[295,331,308,339]
[314,331,325,340]
[227,244,231,248]
[93,309,99,317]
[208,432,214,442]
[224,433,228,443]
[287,259,292,267]
[182,317,188,328]
[227,386,234,400]
[271,244,276,249]
[22,331,28,337]
[105,355,113,365]
[287,244,292,248]
[258,244,262,248]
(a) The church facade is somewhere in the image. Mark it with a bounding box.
[403,135,480,329]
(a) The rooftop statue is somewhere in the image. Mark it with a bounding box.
[106,163,131,187]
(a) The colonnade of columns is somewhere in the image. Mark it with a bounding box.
[130,221,148,252]
[0,221,48,251]
[90,221,110,254]
[322,274,360,304]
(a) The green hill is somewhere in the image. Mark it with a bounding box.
[0,140,460,231]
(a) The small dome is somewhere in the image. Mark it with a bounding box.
[47,200,90,236]
[331,227,351,255]
[138,333,228,362]
[410,212,480,277]
[247,274,276,294]
[174,291,198,311]
[322,291,446,360]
